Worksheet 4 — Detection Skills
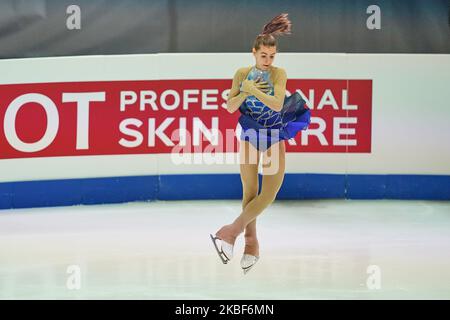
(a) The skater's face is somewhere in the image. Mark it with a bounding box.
[252,45,277,71]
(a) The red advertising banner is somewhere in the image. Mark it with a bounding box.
[0,79,372,159]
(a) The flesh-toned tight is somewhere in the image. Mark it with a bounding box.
[216,140,286,251]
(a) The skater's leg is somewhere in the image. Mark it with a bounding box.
[217,141,286,242]
[217,141,259,245]
[240,142,260,257]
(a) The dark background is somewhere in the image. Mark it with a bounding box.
[0,0,449,58]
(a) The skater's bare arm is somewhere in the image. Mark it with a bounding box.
[242,68,287,112]
[226,69,250,114]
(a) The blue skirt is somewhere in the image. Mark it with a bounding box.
[238,92,311,152]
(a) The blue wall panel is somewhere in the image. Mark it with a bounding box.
[1,174,449,210]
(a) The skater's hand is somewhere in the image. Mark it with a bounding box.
[240,79,257,94]
[241,79,270,94]
[254,80,270,93]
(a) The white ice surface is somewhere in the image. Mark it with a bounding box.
[0,199,449,299]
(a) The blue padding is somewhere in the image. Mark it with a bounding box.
[12,179,83,208]
[80,176,158,205]
[1,176,159,210]
[385,175,450,200]
[0,174,449,210]
[0,183,13,209]
[278,174,346,199]
[158,174,243,200]
[346,175,387,199]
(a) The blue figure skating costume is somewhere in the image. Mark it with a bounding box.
[238,66,311,151]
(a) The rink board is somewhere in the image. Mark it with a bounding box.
[0,53,449,208]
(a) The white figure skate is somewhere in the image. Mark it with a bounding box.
[240,254,259,274]
[210,234,234,264]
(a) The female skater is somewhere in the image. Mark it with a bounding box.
[211,13,311,274]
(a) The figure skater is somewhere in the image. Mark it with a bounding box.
[210,13,311,274]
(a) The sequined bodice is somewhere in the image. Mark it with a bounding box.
[242,66,283,128]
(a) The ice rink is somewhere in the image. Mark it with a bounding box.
[1,199,449,299]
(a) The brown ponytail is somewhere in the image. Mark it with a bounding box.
[253,13,292,51]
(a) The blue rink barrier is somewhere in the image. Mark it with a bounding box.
[1,174,449,210]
